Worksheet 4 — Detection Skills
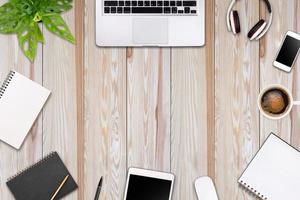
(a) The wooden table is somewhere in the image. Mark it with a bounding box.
[0,0,299,199]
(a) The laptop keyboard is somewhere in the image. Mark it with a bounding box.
[103,0,197,15]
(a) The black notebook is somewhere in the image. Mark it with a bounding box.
[6,152,78,200]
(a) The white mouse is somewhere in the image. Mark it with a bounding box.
[195,176,219,200]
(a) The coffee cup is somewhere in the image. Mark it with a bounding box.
[257,84,300,120]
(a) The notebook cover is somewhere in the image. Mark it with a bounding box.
[238,133,300,200]
[0,70,50,149]
[6,152,78,200]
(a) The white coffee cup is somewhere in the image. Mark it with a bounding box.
[258,84,300,120]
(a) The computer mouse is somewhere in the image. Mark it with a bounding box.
[195,176,219,200]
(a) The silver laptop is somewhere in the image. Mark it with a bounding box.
[96,0,205,46]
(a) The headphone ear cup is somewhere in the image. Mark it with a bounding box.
[247,19,267,40]
[230,10,241,34]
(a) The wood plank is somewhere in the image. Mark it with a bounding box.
[205,0,215,181]
[214,0,260,199]
[171,1,215,199]
[74,0,85,198]
[84,48,127,200]
[171,48,208,199]
[83,0,127,199]
[0,2,43,196]
[259,0,299,143]
[42,9,78,200]
[291,2,300,148]
[127,48,171,171]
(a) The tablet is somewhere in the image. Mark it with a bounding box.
[124,168,175,200]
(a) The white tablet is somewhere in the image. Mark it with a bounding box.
[124,168,175,200]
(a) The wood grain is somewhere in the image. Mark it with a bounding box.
[291,2,300,149]
[84,48,127,200]
[206,0,215,181]
[127,48,171,171]
[74,0,85,198]
[171,48,208,200]
[215,0,260,199]
[42,8,78,200]
[83,0,127,199]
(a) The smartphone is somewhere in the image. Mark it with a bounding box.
[273,31,300,72]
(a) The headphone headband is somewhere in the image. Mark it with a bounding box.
[263,0,272,13]
[227,0,273,40]
[227,0,272,15]
[226,0,236,31]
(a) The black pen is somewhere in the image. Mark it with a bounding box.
[94,176,103,200]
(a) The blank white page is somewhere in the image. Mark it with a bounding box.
[0,71,50,149]
[238,133,300,200]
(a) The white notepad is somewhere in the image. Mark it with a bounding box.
[0,71,50,149]
[238,133,300,200]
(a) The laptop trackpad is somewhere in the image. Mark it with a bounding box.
[133,18,168,45]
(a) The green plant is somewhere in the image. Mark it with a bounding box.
[0,0,75,62]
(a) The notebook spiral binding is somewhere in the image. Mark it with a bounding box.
[239,180,268,200]
[7,152,56,183]
[0,71,15,100]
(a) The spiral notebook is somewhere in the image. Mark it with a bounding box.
[6,152,78,200]
[238,133,300,200]
[0,70,50,149]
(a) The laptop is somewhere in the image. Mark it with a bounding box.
[96,0,205,46]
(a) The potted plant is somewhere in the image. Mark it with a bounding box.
[0,0,75,61]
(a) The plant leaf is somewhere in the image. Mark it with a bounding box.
[0,2,16,16]
[17,22,41,62]
[9,0,36,16]
[40,0,73,14]
[43,14,75,43]
[0,18,24,33]
[0,2,23,33]
[35,23,44,43]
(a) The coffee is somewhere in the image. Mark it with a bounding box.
[260,88,290,115]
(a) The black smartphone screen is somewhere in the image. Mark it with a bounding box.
[126,175,172,200]
[276,35,300,67]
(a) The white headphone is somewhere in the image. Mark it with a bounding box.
[227,0,273,40]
